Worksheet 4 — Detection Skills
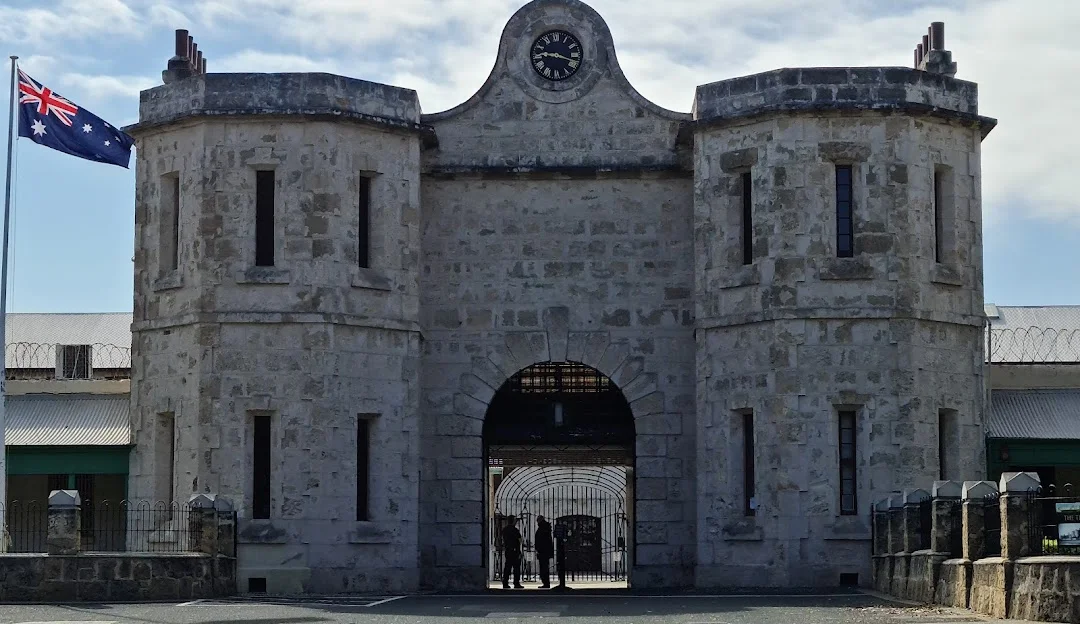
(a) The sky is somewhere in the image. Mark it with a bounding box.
[0,0,1077,313]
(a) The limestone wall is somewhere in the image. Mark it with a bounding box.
[128,77,426,592]
[692,68,990,587]
[418,176,696,589]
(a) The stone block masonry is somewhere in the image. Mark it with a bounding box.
[873,473,1080,623]
[124,0,996,594]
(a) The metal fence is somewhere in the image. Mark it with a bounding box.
[2,500,235,555]
[984,491,1002,556]
[918,499,932,551]
[82,501,202,553]
[1,501,48,553]
[1026,483,1080,556]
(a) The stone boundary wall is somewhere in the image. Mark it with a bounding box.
[0,553,234,602]
[871,474,1080,623]
[0,490,237,602]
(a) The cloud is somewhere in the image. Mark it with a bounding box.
[57,73,159,102]
[0,0,142,43]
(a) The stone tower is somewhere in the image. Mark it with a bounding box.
[126,35,426,592]
[691,32,996,585]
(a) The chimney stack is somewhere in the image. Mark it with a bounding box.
[913,21,957,77]
[163,28,210,84]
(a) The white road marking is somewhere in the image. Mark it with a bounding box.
[365,595,407,607]
[486,612,561,618]
[175,599,205,606]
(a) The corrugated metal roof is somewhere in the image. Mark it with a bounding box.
[4,394,131,446]
[986,305,1080,331]
[985,305,1080,363]
[5,313,132,369]
[989,389,1080,439]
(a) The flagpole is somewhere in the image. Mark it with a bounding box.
[1,55,18,531]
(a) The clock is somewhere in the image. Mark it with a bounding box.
[530,30,583,81]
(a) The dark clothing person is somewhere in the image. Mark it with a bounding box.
[535,517,554,588]
[501,521,524,588]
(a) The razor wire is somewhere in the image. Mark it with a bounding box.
[4,341,131,372]
[987,327,1080,364]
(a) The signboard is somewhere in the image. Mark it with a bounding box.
[1057,502,1080,546]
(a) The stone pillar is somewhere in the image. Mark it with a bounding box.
[889,494,905,553]
[214,497,236,558]
[873,499,890,555]
[931,480,963,556]
[961,481,997,561]
[46,490,81,555]
[999,472,1041,560]
[188,493,219,555]
[903,488,931,553]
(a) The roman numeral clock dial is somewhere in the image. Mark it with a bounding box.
[531,30,583,81]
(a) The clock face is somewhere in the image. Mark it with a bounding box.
[531,30,583,81]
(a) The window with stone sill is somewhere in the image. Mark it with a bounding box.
[839,409,858,515]
[835,165,854,258]
[933,165,956,265]
[160,173,180,275]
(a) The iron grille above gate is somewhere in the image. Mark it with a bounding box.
[484,361,635,447]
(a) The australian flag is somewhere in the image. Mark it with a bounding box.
[16,69,134,168]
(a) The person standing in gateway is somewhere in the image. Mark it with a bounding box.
[501,516,525,589]
[535,515,555,588]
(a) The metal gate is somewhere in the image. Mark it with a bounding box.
[490,468,629,583]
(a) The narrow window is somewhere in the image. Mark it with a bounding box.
[743,411,756,516]
[741,172,753,265]
[252,414,271,519]
[155,412,175,507]
[356,416,372,521]
[161,174,180,273]
[938,409,957,480]
[358,175,371,269]
[255,170,275,267]
[835,165,854,258]
[839,410,857,515]
[933,170,944,263]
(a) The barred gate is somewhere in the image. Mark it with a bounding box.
[491,480,629,583]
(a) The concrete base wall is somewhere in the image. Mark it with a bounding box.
[1008,558,1080,624]
[969,558,1011,619]
[0,553,235,602]
[934,559,971,609]
[906,551,947,603]
[875,553,1080,622]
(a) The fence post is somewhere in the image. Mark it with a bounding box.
[46,490,81,555]
[873,499,889,555]
[188,493,219,555]
[999,471,1041,559]
[961,481,997,560]
[889,494,905,553]
[903,488,931,553]
[931,480,963,556]
[214,497,235,558]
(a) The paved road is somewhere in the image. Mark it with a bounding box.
[0,592,1037,623]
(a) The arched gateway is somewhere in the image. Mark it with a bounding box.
[483,361,636,587]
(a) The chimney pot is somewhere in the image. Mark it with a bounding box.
[187,35,194,62]
[931,22,945,50]
[191,43,199,70]
[200,57,207,74]
[174,29,189,57]
[196,50,204,73]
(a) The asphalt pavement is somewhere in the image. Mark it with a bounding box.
[0,591,1040,623]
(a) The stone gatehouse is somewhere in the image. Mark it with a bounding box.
[123,0,997,594]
